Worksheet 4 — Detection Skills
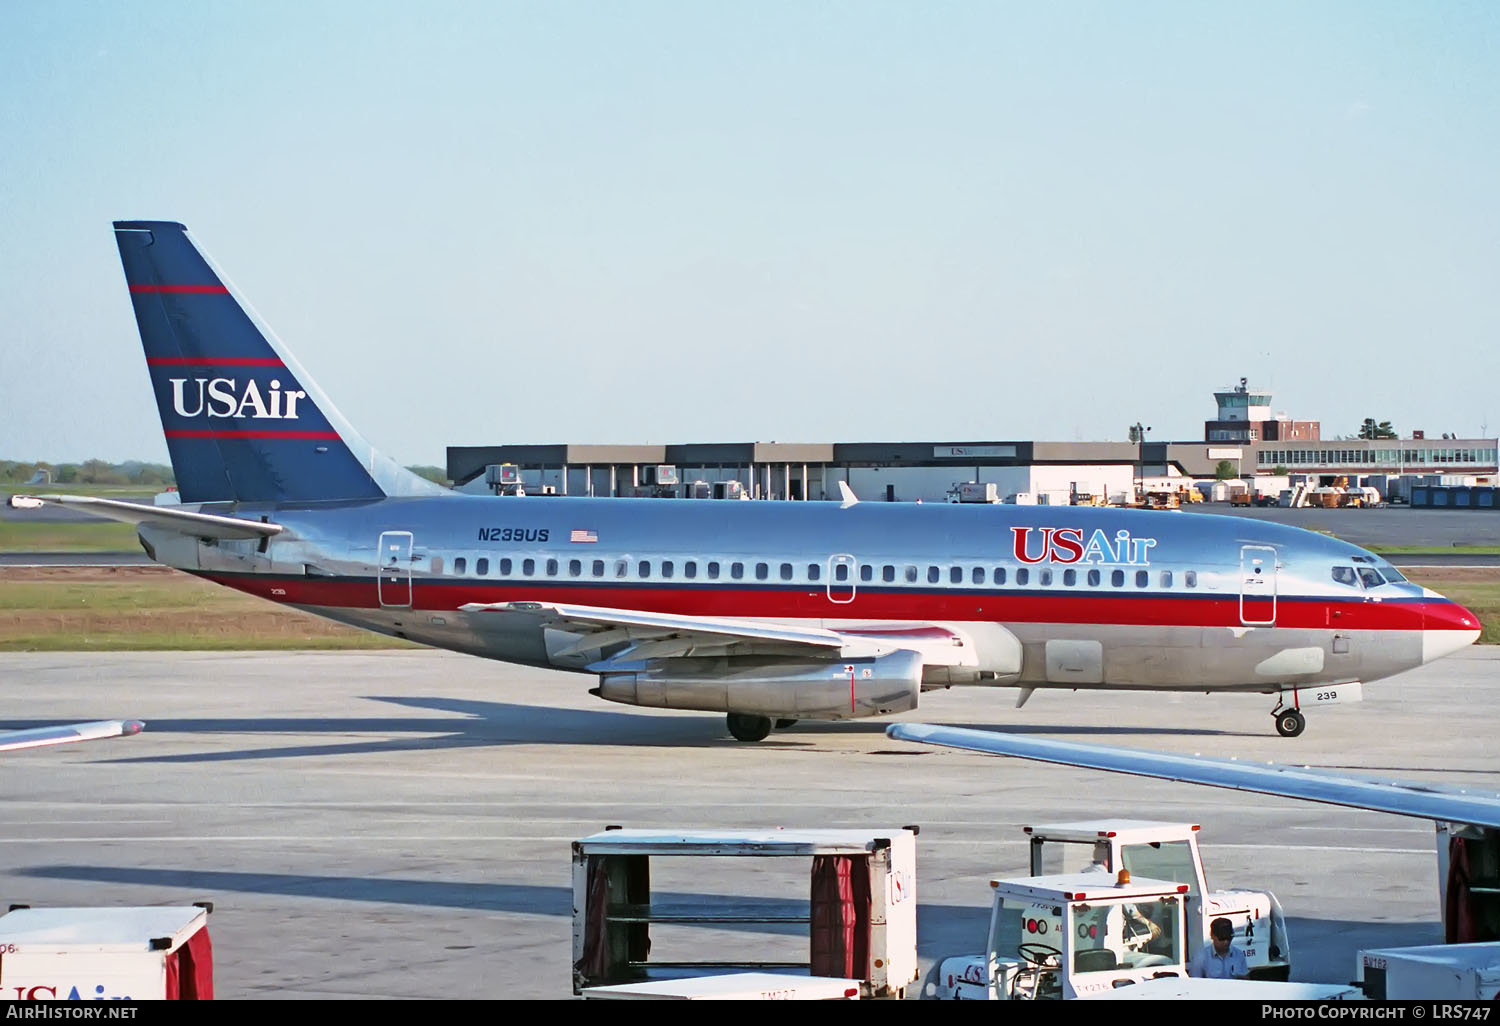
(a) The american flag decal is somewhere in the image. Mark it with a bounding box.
[570,529,597,544]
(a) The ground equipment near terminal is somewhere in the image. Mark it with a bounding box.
[1356,942,1500,999]
[0,904,213,1000]
[485,462,525,496]
[946,482,1000,504]
[570,827,918,998]
[1021,820,1292,980]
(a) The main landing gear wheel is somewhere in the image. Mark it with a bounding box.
[1274,708,1306,738]
[726,713,773,742]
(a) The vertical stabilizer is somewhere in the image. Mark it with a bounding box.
[114,221,445,504]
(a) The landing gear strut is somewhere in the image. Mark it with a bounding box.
[1272,707,1306,738]
[726,713,773,742]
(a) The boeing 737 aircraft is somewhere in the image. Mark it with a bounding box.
[8,222,1482,741]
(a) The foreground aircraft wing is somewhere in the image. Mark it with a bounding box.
[9,494,282,541]
[887,723,1500,830]
[0,719,145,753]
[460,601,851,662]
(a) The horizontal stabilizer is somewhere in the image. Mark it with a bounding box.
[9,494,282,541]
[0,719,145,754]
[887,724,1500,830]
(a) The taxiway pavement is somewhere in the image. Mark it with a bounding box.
[2,648,1495,998]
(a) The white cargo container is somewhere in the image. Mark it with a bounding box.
[571,827,918,999]
[0,905,213,1001]
[1357,943,1500,999]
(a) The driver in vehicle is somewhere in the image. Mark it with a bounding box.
[1188,917,1248,979]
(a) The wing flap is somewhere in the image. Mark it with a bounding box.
[460,601,849,652]
[887,723,1500,830]
[9,494,282,541]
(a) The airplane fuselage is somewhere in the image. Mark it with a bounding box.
[142,494,1477,697]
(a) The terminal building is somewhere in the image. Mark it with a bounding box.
[446,383,1497,504]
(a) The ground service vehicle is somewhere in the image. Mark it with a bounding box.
[922,872,1195,998]
[1023,820,1292,980]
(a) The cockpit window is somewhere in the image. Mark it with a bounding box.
[1358,568,1384,589]
[1379,564,1408,584]
[1331,566,1358,587]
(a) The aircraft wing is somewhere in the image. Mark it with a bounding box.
[887,723,1500,830]
[460,601,853,662]
[8,494,282,541]
[0,719,145,753]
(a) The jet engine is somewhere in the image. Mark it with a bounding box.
[594,649,923,720]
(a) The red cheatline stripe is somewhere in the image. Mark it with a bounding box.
[129,284,228,293]
[164,430,341,440]
[146,357,284,366]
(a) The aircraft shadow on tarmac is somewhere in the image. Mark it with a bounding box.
[12,865,1437,980]
[53,696,1248,764]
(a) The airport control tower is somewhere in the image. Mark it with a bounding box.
[1205,378,1319,443]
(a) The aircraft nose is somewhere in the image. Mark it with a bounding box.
[1421,589,1481,663]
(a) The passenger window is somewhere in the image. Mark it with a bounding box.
[684,561,697,579]
[1185,571,1197,588]
[1087,569,1100,586]
[882,565,895,583]
[860,564,873,582]
[522,558,535,576]
[929,566,941,584]
[569,559,582,577]
[614,559,628,578]
[592,560,604,577]
[904,565,918,583]
[546,558,558,576]
[1016,568,1029,586]
[972,567,985,585]
[993,567,1006,585]
[453,557,467,575]
[707,561,720,580]
[1111,570,1125,587]
[1136,570,1149,588]
[780,563,793,581]
[1063,569,1076,586]
[1358,568,1383,589]
[638,560,651,577]
[500,558,512,575]
[950,566,963,584]
[808,564,821,581]
[1159,570,1172,588]
[755,563,769,581]
[835,563,849,582]
[662,561,674,579]
[731,562,744,580]
[1039,569,1052,586]
[476,558,488,576]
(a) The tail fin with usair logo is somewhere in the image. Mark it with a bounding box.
[113,220,445,504]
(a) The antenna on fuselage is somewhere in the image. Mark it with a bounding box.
[838,481,860,509]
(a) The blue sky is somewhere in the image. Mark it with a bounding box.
[2,1,1497,465]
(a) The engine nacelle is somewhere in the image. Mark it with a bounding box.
[595,650,923,720]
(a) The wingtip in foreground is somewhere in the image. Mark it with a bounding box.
[886,722,1500,830]
[0,719,146,754]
